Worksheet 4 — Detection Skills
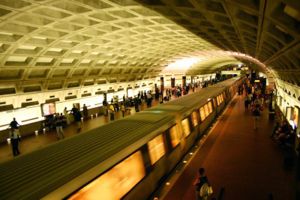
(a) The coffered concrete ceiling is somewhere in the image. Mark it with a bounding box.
[136,0,300,84]
[0,0,299,94]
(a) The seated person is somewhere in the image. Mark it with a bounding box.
[274,125,294,146]
[272,121,289,139]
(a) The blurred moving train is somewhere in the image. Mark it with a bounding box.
[0,77,242,200]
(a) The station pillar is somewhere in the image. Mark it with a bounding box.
[182,76,186,87]
[160,76,164,92]
[171,77,175,88]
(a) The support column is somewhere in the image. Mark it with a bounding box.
[171,77,175,88]
[182,76,186,87]
[160,76,164,92]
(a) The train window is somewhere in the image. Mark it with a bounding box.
[181,118,191,137]
[204,104,209,117]
[212,98,217,108]
[68,151,145,200]
[169,125,181,148]
[216,96,220,106]
[286,107,292,120]
[191,111,198,127]
[293,107,299,128]
[199,107,206,121]
[217,94,223,105]
[208,101,213,114]
[148,134,165,165]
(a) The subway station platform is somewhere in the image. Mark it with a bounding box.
[0,91,296,200]
[0,87,202,163]
[0,99,161,163]
[161,94,295,200]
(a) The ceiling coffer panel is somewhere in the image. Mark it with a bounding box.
[28,69,49,79]
[0,69,24,80]
[52,69,70,78]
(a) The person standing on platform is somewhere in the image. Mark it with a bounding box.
[244,96,249,110]
[83,104,88,120]
[75,110,82,132]
[63,107,70,125]
[102,99,108,116]
[194,168,212,200]
[55,114,64,139]
[9,128,21,156]
[134,96,140,112]
[146,92,152,107]
[120,102,126,117]
[108,104,115,121]
[159,91,163,104]
[10,118,20,132]
[72,106,82,132]
[252,100,261,130]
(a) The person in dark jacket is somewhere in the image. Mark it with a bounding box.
[72,106,82,132]
[83,104,88,120]
[194,168,210,200]
[10,118,20,130]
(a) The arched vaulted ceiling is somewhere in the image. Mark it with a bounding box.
[0,0,299,94]
[136,0,300,84]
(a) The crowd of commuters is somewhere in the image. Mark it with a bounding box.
[5,78,225,157]
[10,76,296,198]
[241,78,266,130]
[240,76,297,169]
[271,120,295,147]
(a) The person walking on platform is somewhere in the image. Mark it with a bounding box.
[9,128,21,156]
[102,99,108,116]
[120,103,126,117]
[63,107,70,125]
[10,118,20,133]
[108,104,115,121]
[194,168,213,200]
[72,106,82,132]
[55,114,64,139]
[244,96,249,110]
[83,104,88,120]
[252,100,261,130]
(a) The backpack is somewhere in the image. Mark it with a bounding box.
[199,183,213,197]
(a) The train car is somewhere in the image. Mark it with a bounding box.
[0,77,242,200]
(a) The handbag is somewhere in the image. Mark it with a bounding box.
[199,183,213,197]
[207,185,213,195]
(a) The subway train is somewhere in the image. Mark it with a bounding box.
[0,77,242,200]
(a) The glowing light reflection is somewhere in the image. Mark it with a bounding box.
[163,57,202,74]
